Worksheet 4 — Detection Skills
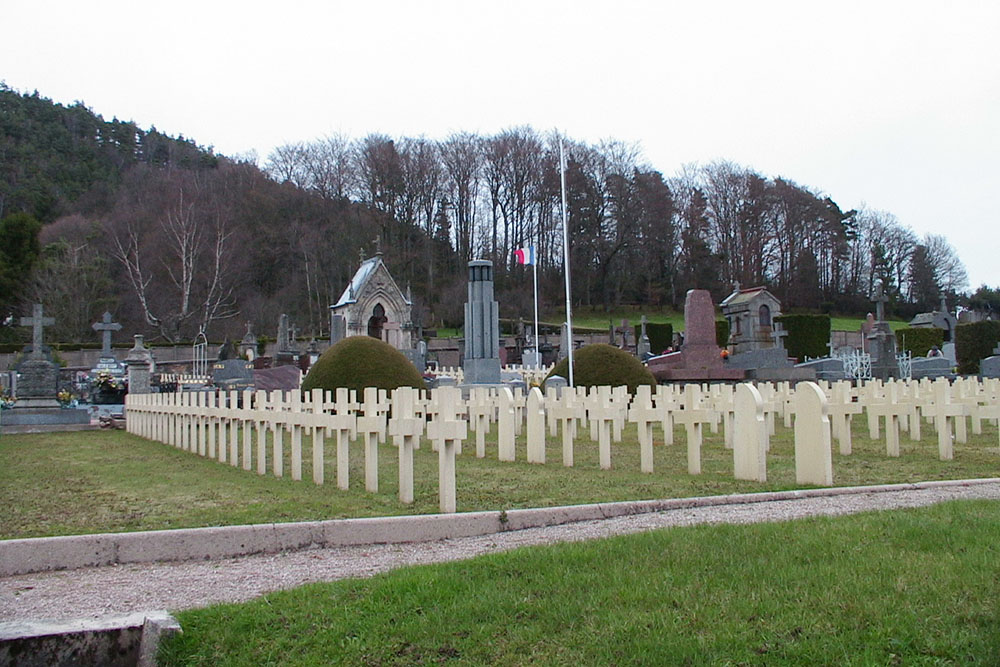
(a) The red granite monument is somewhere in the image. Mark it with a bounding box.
[646,289,746,382]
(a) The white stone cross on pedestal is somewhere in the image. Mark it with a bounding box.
[21,303,55,360]
[92,311,122,356]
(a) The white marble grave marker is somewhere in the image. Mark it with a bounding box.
[793,381,833,486]
[525,387,546,464]
[733,383,767,482]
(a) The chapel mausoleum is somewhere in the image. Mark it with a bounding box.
[330,252,415,351]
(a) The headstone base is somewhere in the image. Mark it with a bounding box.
[795,357,847,382]
[980,355,1000,379]
[463,357,501,384]
[1,406,92,433]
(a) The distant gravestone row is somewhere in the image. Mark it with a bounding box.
[124,376,1000,513]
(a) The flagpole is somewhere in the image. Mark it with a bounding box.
[559,134,574,387]
[532,253,540,369]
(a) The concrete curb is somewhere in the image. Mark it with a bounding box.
[0,610,180,667]
[2,478,998,577]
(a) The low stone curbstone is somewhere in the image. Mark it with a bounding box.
[2,478,998,577]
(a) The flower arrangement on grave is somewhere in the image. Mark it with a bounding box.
[0,388,14,409]
[92,370,126,392]
[57,389,79,408]
[89,370,127,404]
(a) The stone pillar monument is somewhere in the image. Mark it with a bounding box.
[125,335,154,395]
[463,259,501,384]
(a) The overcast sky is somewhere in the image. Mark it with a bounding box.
[4,1,998,290]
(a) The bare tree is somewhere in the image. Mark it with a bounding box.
[264,142,310,187]
[439,132,482,262]
[923,233,969,296]
[110,168,238,342]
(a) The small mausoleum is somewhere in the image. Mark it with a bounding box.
[908,296,958,342]
[330,252,414,351]
[720,285,783,354]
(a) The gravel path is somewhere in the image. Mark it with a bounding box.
[3,481,999,623]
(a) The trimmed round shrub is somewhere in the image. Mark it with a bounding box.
[302,336,426,394]
[545,343,656,393]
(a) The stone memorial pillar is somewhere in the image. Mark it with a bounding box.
[463,260,501,384]
[126,335,153,395]
[330,314,347,345]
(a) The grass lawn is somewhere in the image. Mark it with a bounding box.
[2,416,998,540]
[158,499,1000,665]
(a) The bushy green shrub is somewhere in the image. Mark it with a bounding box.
[545,343,656,393]
[955,321,1000,374]
[634,322,673,355]
[715,319,730,347]
[895,327,944,357]
[302,336,426,394]
[774,314,831,361]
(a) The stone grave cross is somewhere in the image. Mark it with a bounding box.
[873,287,889,323]
[357,387,389,492]
[389,386,424,504]
[92,311,122,356]
[21,303,55,360]
[928,380,967,461]
[627,384,660,473]
[426,386,468,513]
[672,384,716,475]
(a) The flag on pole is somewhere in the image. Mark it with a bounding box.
[515,246,536,266]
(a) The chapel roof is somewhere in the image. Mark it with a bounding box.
[331,255,411,310]
[720,286,775,308]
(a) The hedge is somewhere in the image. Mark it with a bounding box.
[715,319,731,347]
[895,327,944,357]
[773,314,831,361]
[546,343,656,393]
[635,322,673,355]
[955,321,1000,374]
[302,336,426,394]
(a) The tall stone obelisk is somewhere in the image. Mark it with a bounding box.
[463,260,501,384]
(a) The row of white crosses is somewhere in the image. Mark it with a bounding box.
[126,376,1000,512]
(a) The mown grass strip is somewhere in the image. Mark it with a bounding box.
[2,417,998,540]
[159,499,1000,666]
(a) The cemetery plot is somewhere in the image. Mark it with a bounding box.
[5,377,999,538]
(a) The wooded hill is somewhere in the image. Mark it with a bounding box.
[0,85,985,346]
